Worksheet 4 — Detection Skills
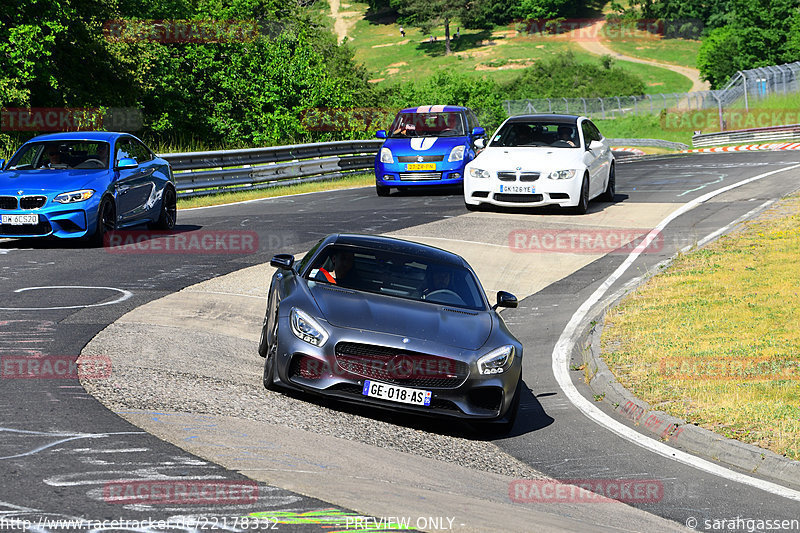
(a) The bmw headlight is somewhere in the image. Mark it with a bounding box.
[469,168,490,179]
[290,308,329,347]
[547,170,577,180]
[380,147,394,164]
[477,345,515,375]
[54,189,95,204]
[448,145,466,162]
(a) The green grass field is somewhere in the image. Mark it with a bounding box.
[602,196,800,460]
[603,36,703,69]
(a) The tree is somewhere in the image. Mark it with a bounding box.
[390,0,470,55]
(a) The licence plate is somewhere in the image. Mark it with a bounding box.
[406,163,436,171]
[362,380,432,406]
[1,214,38,225]
[499,184,534,194]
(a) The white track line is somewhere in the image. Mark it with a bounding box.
[552,163,800,502]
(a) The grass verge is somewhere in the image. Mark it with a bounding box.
[177,172,374,209]
[601,195,800,460]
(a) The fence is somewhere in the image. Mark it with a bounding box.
[159,140,382,198]
[692,123,800,147]
[503,62,800,129]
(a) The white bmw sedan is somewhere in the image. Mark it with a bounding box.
[463,114,615,214]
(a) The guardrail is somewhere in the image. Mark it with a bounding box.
[692,124,800,147]
[159,140,382,198]
[608,138,689,151]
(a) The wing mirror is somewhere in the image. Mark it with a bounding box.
[376,130,387,139]
[473,138,486,150]
[588,140,603,151]
[471,127,485,137]
[270,254,295,270]
[0,159,5,170]
[493,291,518,310]
[116,157,138,170]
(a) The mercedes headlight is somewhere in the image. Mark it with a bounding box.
[54,189,95,203]
[290,308,329,347]
[547,170,577,180]
[448,145,466,162]
[380,147,394,164]
[477,345,515,375]
[469,168,490,179]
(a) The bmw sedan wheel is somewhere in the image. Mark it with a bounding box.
[149,186,177,230]
[573,174,590,215]
[90,197,116,247]
[601,164,615,202]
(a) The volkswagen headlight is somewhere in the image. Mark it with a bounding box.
[448,145,466,162]
[469,168,490,179]
[54,189,95,203]
[477,345,515,375]
[380,148,394,164]
[547,170,577,180]
[290,308,329,347]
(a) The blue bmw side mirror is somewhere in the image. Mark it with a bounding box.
[471,127,485,137]
[0,159,5,170]
[376,130,387,139]
[116,157,138,170]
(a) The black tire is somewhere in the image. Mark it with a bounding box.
[260,289,279,390]
[90,196,116,247]
[464,202,482,212]
[601,164,615,202]
[573,174,590,215]
[149,186,177,230]
[376,185,390,197]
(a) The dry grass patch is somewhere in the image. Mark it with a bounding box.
[602,195,800,459]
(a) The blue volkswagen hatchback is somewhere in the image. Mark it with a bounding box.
[0,131,176,243]
[374,106,485,196]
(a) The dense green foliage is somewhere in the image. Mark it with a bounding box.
[0,0,375,150]
[501,52,647,99]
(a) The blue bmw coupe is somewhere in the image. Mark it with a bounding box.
[0,132,176,243]
[374,106,485,196]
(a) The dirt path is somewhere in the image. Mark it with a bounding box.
[329,0,359,44]
[574,19,709,92]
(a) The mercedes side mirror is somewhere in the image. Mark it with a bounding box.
[493,291,518,309]
[270,254,295,270]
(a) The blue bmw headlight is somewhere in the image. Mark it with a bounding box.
[477,345,515,375]
[54,189,95,204]
[290,308,329,347]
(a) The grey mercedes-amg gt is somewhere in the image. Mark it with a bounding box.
[258,233,523,430]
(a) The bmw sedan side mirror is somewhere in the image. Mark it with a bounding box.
[116,157,138,170]
[473,138,486,150]
[270,254,295,270]
[471,127,485,137]
[376,130,387,139]
[493,291,518,309]
[588,140,603,151]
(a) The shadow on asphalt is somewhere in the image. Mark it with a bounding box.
[273,379,554,442]
[0,224,203,250]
